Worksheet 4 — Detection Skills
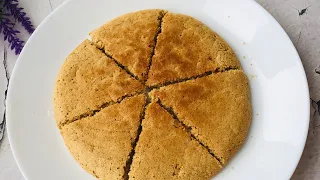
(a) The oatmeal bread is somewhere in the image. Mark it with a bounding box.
[146,12,240,86]
[53,40,144,128]
[150,70,251,164]
[129,102,221,180]
[60,95,146,180]
[90,9,166,81]
[54,9,252,180]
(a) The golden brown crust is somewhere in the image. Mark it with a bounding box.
[150,70,252,164]
[129,102,221,180]
[55,9,252,179]
[146,12,241,86]
[60,95,145,180]
[90,9,166,81]
[53,40,144,128]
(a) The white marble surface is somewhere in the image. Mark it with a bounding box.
[0,0,319,179]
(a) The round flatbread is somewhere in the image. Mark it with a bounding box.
[54,9,252,180]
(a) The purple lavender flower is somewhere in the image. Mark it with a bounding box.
[4,0,35,34]
[0,0,34,55]
[0,12,25,55]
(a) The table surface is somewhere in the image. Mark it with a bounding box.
[0,0,319,179]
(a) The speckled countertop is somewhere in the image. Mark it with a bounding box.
[0,0,319,179]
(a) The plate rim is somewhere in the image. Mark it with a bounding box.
[249,1,310,178]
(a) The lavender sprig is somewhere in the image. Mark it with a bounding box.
[0,13,25,54]
[4,0,34,34]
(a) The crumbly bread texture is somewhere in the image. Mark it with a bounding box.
[60,95,146,180]
[55,9,252,180]
[90,9,166,81]
[146,12,240,86]
[150,70,252,164]
[53,40,144,127]
[129,102,221,180]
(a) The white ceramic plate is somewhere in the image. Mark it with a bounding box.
[7,0,310,179]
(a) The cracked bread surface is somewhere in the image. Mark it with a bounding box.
[60,95,145,180]
[54,9,252,180]
[146,12,241,86]
[129,102,221,180]
[150,70,252,164]
[90,9,166,81]
[53,40,144,128]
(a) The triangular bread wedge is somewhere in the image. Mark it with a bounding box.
[54,40,144,127]
[147,13,240,86]
[129,102,221,179]
[61,95,146,180]
[150,70,251,164]
[90,9,166,81]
